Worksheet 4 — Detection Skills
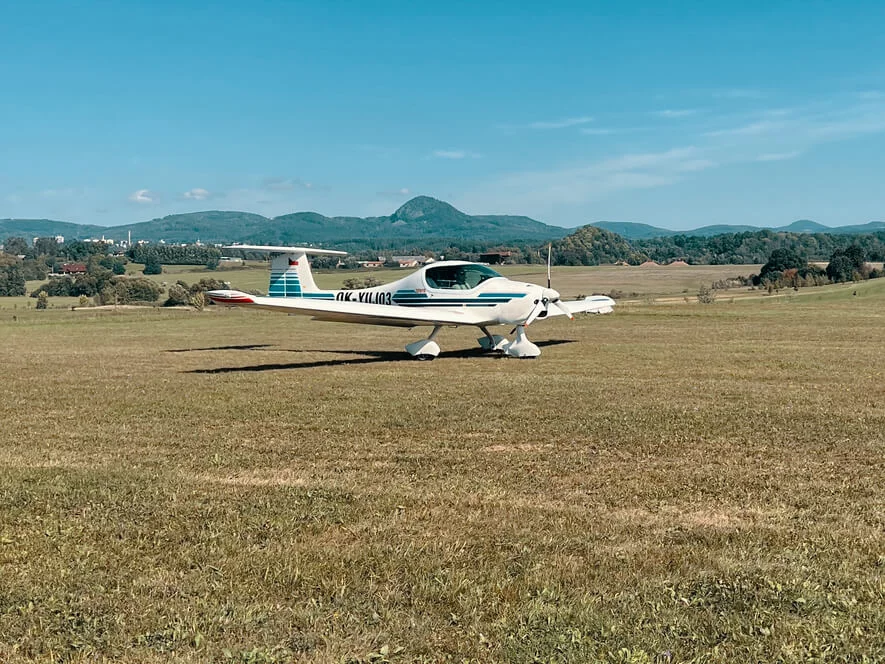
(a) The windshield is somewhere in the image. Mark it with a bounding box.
[424,264,502,290]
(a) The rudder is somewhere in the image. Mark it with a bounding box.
[223,245,347,299]
[268,252,316,297]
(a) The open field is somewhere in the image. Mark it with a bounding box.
[1,273,883,662]
[3,263,764,312]
[136,262,764,300]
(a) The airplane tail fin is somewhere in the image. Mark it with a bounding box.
[224,245,347,298]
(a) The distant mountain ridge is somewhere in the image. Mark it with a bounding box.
[591,219,885,239]
[4,198,885,247]
[0,197,570,246]
[0,218,108,240]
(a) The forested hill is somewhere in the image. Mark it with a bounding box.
[550,226,647,265]
[0,218,107,239]
[592,219,885,239]
[0,197,571,245]
[548,226,885,265]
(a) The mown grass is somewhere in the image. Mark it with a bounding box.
[0,273,883,663]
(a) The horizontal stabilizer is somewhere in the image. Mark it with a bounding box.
[545,295,616,317]
[224,244,347,256]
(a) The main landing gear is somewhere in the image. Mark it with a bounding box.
[406,325,542,360]
[477,326,509,352]
[405,325,442,360]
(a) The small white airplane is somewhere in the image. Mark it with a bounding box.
[206,245,614,359]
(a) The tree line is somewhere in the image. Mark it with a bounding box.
[752,245,883,291]
[127,243,221,267]
[7,226,885,284]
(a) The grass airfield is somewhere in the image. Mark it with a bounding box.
[1,269,884,662]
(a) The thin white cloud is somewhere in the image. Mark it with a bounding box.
[432,149,481,159]
[809,114,885,138]
[596,147,714,173]
[654,109,698,118]
[761,108,793,117]
[182,188,210,200]
[678,159,717,172]
[756,151,801,162]
[128,189,157,204]
[580,126,652,136]
[701,95,885,152]
[527,116,594,130]
[497,116,595,131]
[262,177,314,191]
[458,145,716,213]
[579,128,617,136]
[704,120,783,137]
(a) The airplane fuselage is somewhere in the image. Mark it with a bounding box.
[304,261,550,326]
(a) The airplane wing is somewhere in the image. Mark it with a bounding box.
[206,290,494,327]
[544,295,616,317]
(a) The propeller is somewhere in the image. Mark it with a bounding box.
[515,244,572,329]
[522,245,574,326]
[523,287,573,326]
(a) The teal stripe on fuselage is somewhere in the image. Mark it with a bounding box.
[393,301,504,307]
[269,271,301,297]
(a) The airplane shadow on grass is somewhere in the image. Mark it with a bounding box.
[165,343,275,353]
[178,340,576,374]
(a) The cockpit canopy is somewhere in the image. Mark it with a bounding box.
[424,264,502,290]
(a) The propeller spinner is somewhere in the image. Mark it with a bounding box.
[524,287,573,325]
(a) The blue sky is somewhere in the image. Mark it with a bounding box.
[3,0,885,229]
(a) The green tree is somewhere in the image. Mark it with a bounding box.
[759,248,806,280]
[33,277,73,297]
[164,283,191,306]
[189,277,227,293]
[36,291,48,309]
[0,259,26,296]
[190,291,205,311]
[121,278,163,302]
[827,245,866,283]
[33,237,59,257]
[826,253,856,283]
[143,253,162,275]
[843,244,866,270]
[3,236,28,256]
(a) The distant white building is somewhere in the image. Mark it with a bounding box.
[33,235,65,245]
[392,255,428,268]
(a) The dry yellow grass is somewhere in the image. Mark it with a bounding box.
[0,272,883,663]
